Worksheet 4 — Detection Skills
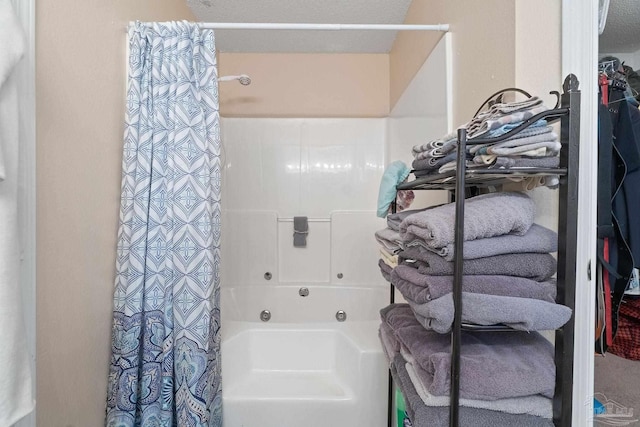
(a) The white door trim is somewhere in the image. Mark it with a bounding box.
[10,0,36,426]
[562,0,598,426]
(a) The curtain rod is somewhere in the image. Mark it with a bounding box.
[130,22,450,32]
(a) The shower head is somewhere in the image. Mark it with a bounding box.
[218,74,252,86]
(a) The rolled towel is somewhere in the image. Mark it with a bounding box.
[391,354,554,427]
[407,292,572,333]
[391,265,557,302]
[405,361,552,419]
[381,304,556,400]
[399,192,535,248]
[400,246,557,281]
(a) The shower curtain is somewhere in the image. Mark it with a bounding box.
[106,22,222,427]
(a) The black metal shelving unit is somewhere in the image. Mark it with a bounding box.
[386,74,581,427]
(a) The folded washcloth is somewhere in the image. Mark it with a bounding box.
[399,192,535,249]
[438,155,561,174]
[484,119,549,139]
[405,362,552,419]
[390,354,554,427]
[400,247,557,281]
[378,259,393,282]
[412,152,459,172]
[391,266,557,302]
[470,128,555,157]
[474,148,549,166]
[412,135,456,157]
[430,223,557,261]
[486,156,561,169]
[407,292,572,333]
[468,105,549,139]
[380,248,398,268]
[375,227,403,253]
[471,131,557,153]
[486,140,561,157]
[381,304,556,400]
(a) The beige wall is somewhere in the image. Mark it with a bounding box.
[219,53,389,117]
[36,2,197,426]
[390,0,516,126]
[515,0,562,231]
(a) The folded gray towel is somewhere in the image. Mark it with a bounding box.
[491,156,561,169]
[469,129,556,154]
[405,359,552,419]
[381,304,556,400]
[387,207,437,231]
[407,292,572,333]
[430,223,557,261]
[412,152,458,171]
[390,354,554,427]
[468,105,549,139]
[488,140,561,156]
[379,326,553,419]
[391,266,557,302]
[378,322,400,363]
[400,247,557,281]
[399,192,535,249]
[379,259,393,282]
[375,227,403,253]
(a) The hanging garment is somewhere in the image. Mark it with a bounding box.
[106,22,222,427]
[609,297,640,360]
[0,1,35,425]
[596,75,640,353]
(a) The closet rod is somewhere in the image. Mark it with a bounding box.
[130,22,450,32]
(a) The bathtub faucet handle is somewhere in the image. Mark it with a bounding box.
[299,287,309,297]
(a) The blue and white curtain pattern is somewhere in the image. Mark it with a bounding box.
[106,21,222,427]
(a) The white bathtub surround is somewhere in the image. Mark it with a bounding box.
[220,118,387,287]
[221,285,388,427]
[0,1,34,425]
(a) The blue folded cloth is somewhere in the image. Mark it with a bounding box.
[377,161,411,218]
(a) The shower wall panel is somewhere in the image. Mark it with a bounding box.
[221,118,386,287]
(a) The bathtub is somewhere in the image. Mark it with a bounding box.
[221,284,389,427]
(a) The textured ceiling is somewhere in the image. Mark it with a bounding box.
[186,0,414,53]
[600,0,640,53]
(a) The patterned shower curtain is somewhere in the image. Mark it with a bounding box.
[106,21,222,427]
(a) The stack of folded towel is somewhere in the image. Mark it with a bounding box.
[375,207,431,283]
[377,191,572,426]
[410,96,560,189]
[380,304,555,427]
[396,191,571,332]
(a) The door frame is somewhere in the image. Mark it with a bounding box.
[561,0,598,425]
[10,0,36,426]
